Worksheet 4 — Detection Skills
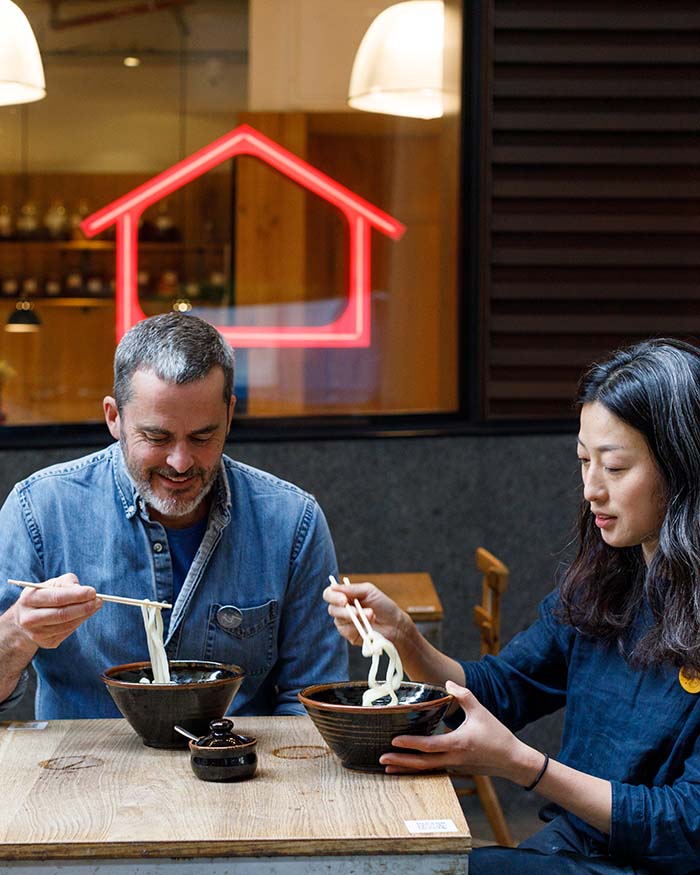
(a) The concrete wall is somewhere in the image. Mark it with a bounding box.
[0,431,580,809]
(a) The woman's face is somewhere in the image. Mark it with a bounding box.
[577,401,667,565]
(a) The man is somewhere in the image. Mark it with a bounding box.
[0,313,347,718]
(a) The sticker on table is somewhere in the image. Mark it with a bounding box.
[405,819,458,834]
[7,721,48,731]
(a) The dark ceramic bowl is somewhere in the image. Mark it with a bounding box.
[188,718,257,782]
[298,681,453,772]
[101,660,245,749]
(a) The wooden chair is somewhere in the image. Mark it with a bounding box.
[454,547,515,847]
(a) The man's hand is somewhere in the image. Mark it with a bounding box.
[0,573,102,704]
[8,574,102,650]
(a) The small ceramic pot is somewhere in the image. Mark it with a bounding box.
[189,718,257,782]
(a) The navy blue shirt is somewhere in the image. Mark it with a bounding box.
[458,588,700,875]
[164,515,208,603]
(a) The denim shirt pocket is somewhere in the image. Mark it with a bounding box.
[204,600,279,678]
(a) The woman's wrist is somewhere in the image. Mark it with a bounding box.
[506,740,550,788]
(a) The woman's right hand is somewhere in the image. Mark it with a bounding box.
[322,578,408,648]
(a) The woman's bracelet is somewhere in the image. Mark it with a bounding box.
[523,752,550,792]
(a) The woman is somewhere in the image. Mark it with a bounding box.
[324,338,700,875]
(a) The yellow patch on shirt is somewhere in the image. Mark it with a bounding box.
[679,668,700,694]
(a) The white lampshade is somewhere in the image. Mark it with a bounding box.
[0,0,46,106]
[348,0,444,120]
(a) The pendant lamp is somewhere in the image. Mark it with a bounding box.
[5,298,41,333]
[0,0,46,106]
[348,0,444,120]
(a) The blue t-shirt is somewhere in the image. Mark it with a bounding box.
[164,515,208,602]
[457,588,700,874]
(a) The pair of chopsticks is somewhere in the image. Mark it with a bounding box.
[329,574,373,646]
[8,579,172,611]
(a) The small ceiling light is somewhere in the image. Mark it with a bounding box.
[172,297,192,313]
[348,0,444,120]
[123,55,142,68]
[5,298,41,333]
[0,0,46,106]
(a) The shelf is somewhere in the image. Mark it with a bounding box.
[0,240,228,252]
[0,296,114,308]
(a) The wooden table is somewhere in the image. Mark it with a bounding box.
[344,572,444,647]
[0,716,470,874]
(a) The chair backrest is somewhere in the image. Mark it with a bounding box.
[473,547,509,657]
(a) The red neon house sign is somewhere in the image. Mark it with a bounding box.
[81,124,405,347]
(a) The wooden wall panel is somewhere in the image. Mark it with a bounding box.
[482,1,700,418]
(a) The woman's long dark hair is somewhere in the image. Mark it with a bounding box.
[559,337,700,672]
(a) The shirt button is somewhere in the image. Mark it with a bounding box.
[153,542,164,553]
[127,505,135,514]
[217,606,243,630]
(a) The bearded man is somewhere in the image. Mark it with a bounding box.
[0,313,346,719]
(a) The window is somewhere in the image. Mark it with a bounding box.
[0,1,463,431]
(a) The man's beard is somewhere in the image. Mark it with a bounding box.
[120,437,218,520]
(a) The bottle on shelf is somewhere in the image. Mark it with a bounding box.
[85,272,105,296]
[184,280,201,300]
[0,202,14,241]
[16,200,40,240]
[156,269,179,298]
[44,274,62,297]
[1,277,19,297]
[21,277,39,297]
[43,199,69,241]
[69,199,90,241]
[202,270,226,303]
[138,214,156,242]
[154,200,180,242]
[64,270,84,297]
[137,270,151,297]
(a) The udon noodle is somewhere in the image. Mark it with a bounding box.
[359,623,404,706]
[139,603,171,684]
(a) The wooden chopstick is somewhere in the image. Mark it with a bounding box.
[8,579,172,610]
[328,574,371,646]
[345,603,371,645]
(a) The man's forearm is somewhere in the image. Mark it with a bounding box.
[0,604,37,703]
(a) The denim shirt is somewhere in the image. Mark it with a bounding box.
[457,588,700,875]
[0,444,348,719]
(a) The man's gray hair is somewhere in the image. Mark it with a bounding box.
[113,313,235,410]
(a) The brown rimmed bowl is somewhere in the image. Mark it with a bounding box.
[100,660,245,749]
[298,681,453,772]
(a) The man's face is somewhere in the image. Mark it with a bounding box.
[104,367,234,528]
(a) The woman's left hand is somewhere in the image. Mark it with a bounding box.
[380,680,526,781]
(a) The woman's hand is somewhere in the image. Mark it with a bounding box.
[380,680,534,782]
[322,578,407,648]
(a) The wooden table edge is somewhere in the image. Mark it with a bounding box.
[0,835,472,861]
